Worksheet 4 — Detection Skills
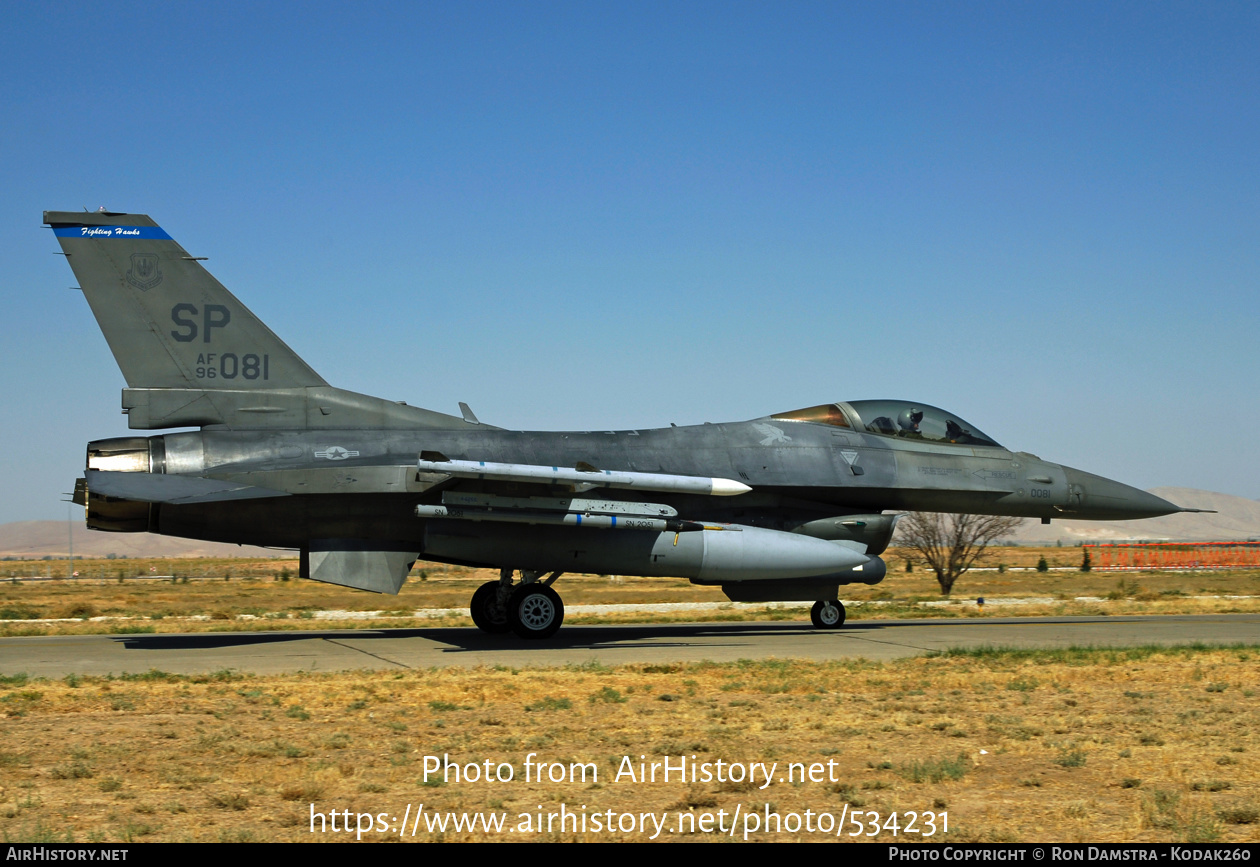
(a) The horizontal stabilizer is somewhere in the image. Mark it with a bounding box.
[85,470,289,504]
[415,457,752,497]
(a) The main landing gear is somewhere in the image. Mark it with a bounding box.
[471,568,566,639]
[810,599,846,629]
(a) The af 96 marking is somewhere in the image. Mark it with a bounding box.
[195,353,270,380]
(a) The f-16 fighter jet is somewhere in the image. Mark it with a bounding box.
[47,210,1190,638]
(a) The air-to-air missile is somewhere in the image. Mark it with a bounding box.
[48,210,1194,639]
[413,456,753,497]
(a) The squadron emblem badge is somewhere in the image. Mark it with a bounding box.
[126,253,162,291]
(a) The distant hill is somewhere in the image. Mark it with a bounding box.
[2,487,1256,558]
[0,521,288,559]
[1004,488,1260,544]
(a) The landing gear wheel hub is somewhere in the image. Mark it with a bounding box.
[509,584,565,639]
[810,599,846,629]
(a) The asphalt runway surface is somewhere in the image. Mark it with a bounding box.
[1,614,1258,677]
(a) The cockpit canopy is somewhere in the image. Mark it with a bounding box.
[847,400,1001,447]
[771,401,1002,448]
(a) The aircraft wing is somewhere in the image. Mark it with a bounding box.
[84,470,290,504]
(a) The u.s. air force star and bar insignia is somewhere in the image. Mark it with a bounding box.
[315,446,360,461]
[126,253,162,291]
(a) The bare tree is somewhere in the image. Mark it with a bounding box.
[896,512,1025,596]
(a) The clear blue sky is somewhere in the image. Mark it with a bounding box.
[2,1,1257,524]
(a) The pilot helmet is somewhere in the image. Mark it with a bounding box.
[898,407,924,431]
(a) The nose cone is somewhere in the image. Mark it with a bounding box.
[1061,466,1182,520]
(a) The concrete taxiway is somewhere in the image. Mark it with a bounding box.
[1,614,1257,677]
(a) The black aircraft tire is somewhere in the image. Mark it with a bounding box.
[508,584,565,640]
[470,581,511,634]
[810,600,846,629]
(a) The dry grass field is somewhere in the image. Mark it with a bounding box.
[0,647,1257,843]
[3,548,1258,843]
[2,547,1259,637]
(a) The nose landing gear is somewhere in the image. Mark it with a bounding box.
[810,599,846,629]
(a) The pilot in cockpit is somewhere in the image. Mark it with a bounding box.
[898,407,924,438]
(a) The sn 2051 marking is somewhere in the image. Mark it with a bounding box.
[195,353,270,380]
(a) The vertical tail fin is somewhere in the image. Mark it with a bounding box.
[47,210,473,431]
[45,211,326,390]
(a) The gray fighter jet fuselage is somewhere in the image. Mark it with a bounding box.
[49,210,1189,638]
